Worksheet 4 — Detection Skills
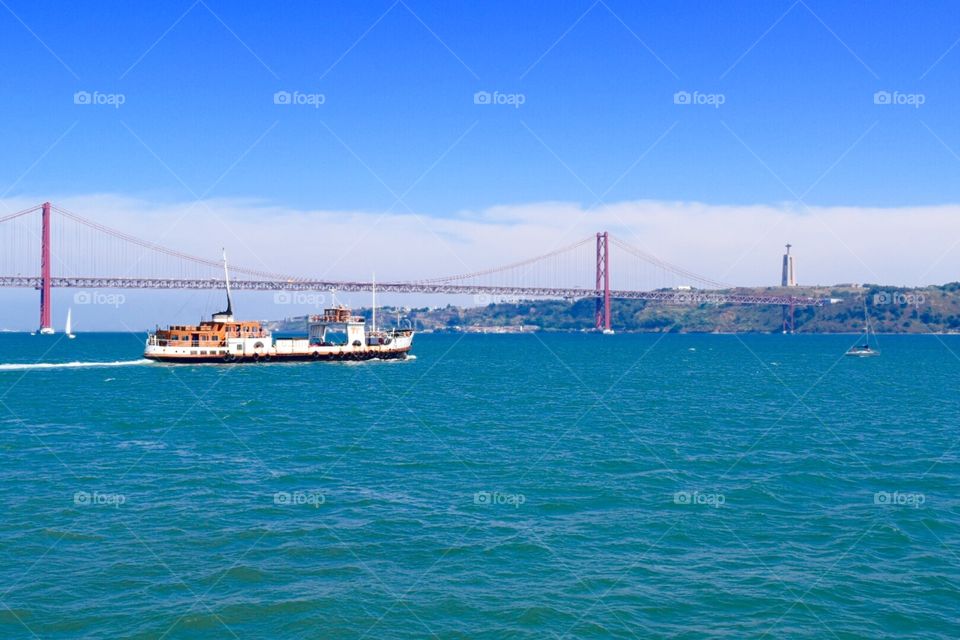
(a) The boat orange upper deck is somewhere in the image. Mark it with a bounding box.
[150,320,268,348]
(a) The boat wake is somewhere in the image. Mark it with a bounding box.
[0,359,153,371]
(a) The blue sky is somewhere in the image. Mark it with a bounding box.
[3,0,960,213]
[2,1,960,329]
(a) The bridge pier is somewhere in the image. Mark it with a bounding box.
[39,202,52,333]
[595,231,610,332]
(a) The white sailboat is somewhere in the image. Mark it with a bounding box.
[65,307,76,339]
[846,297,878,357]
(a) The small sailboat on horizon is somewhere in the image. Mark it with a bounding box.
[65,308,76,339]
[846,297,879,357]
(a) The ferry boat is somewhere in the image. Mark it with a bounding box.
[144,253,413,364]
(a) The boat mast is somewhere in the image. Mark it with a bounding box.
[371,273,376,333]
[863,295,878,348]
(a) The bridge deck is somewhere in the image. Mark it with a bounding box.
[0,276,828,307]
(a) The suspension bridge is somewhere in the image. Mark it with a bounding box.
[0,202,828,333]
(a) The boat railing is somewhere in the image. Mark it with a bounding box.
[148,330,267,347]
[148,337,218,348]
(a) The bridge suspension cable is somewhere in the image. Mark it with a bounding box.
[610,236,732,290]
[50,204,302,282]
[421,236,594,284]
[0,204,43,224]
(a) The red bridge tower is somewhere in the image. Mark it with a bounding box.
[595,231,610,332]
[39,202,52,333]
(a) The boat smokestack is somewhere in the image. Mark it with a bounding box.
[212,248,235,322]
[223,248,233,315]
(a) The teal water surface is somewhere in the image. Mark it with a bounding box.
[1,332,959,639]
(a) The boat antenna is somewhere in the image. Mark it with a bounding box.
[371,273,376,333]
[222,248,233,316]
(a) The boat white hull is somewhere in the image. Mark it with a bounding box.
[145,332,414,364]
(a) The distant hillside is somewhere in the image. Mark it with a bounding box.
[268,283,960,334]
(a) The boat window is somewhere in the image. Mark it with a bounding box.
[325,329,347,345]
